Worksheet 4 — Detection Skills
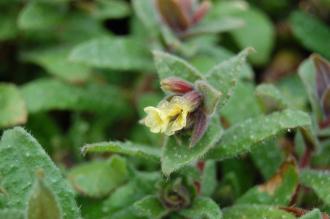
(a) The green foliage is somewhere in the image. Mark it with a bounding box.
[133,195,168,219]
[300,169,330,206]
[0,83,27,128]
[67,156,128,198]
[70,37,153,71]
[180,197,222,219]
[1,0,329,218]
[161,115,223,176]
[300,209,323,219]
[21,79,128,114]
[0,209,23,219]
[21,47,91,83]
[229,7,275,65]
[291,11,330,60]
[223,205,296,219]
[26,173,62,219]
[208,109,311,160]
[237,159,298,205]
[0,127,81,219]
[82,141,161,162]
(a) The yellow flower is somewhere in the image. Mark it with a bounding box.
[143,96,194,136]
[143,106,169,133]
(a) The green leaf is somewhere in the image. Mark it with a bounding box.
[180,197,222,219]
[21,47,91,83]
[81,141,161,162]
[256,84,288,111]
[0,127,81,219]
[191,46,254,80]
[300,209,323,219]
[103,171,160,215]
[237,159,298,205]
[69,36,153,71]
[18,2,64,30]
[187,17,244,35]
[251,139,284,179]
[300,169,330,205]
[161,115,223,176]
[26,173,62,219]
[221,82,261,125]
[207,109,311,160]
[21,79,128,114]
[90,0,130,20]
[0,12,18,41]
[291,11,330,60]
[67,156,128,198]
[0,209,23,219]
[223,205,296,219]
[153,50,203,82]
[195,80,222,115]
[206,48,254,108]
[132,0,159,34]
[229,7,275,65]
[133,195,168,219]
[298,58,322,121]
[0,83,27,128]
[201,161,217,196]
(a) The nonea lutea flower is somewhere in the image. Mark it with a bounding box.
[142,91,202,136]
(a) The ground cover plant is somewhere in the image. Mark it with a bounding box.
[1,0,330,218]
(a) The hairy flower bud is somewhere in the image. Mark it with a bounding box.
[313,54,330,122]
[160,77,194,94]
[183,90,202,111]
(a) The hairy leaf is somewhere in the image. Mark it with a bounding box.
[206,48,254,108]
[133,195,168,219]
[300,169,330,206]
[68,156,128,198]
[0,127,81,219]
[180,197,222,219]
[223,205,296,219]
[82,141,161,162]
[237,158,298,205]
[70,37,152,71]
[26,173,62,219]
[208,109,311,160]
[161,115,223,176]
[21,79,127,114]
[153,50,203,82]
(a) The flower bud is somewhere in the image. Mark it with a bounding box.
[192,1,211,25]
[183,90,203,111]
[160,77,194,94]
[156,0,211,33]
[313,54,330,123]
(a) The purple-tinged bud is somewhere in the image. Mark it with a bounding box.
[192,1,211,25]
[183,90,203,111]
[161,77,194,94]
[190,110,209,147]
[313,54,330,121]
[156,0,191,32]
